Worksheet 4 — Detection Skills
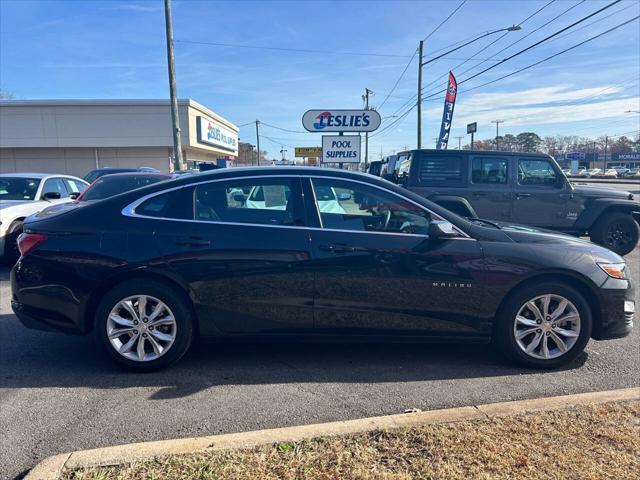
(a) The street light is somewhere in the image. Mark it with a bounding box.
[417,25,523,148]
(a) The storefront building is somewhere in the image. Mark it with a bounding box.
[0,99,238,177]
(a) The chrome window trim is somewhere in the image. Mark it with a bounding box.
[121,173,471,239]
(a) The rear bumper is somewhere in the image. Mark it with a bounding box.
[592,280,635,340]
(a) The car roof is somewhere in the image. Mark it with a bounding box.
[96,172,172,179]
[395,149,552,157]
[0,172,84,180]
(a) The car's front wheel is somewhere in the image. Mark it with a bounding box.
[590,212,639,256]
[95,279,194,371]
[495,282,592,369]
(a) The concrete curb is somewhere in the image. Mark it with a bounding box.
[26,387,640,480]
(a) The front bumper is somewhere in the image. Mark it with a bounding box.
[592,278,635,340]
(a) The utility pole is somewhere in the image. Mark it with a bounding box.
[603,135,608,170]
[280,146,287,162]
[164,0,184,172]
[255,120,260,166]
[455,136,464,150]
[417,40,424,149]
[492,120,504,150]
[363,88,373,168]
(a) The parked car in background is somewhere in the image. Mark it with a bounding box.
[77,172,172,202]
[612,166,630,176]
[11,167,634,371]
[605,169,619,178]
[83,167,160,183]
[0,173,88,261]
[586,168,602,177]
[390,149,640,255]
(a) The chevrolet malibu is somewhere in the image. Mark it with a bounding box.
[11,167,634,371]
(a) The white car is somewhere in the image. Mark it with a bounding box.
[0,173,88,259]
[604,169,619,178]
[244,184,347,214]
[586,168,602,177]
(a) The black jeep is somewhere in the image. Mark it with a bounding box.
[389,149,640,255]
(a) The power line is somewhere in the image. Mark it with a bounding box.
[175,39,413,58]
[386,0,556,119]
[377,48,418,110]
[460,15,640,93]
[260,121,307,134]
[423,0,468,41]
[420,0,580,100]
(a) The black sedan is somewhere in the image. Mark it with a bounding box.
[11,167,634,371]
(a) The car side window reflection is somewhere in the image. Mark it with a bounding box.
[195,178,303,226]
[311,178,430,234]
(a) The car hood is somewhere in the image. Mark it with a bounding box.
[0,199,32,210]
[569,183,633,199]
[498,222,622,262]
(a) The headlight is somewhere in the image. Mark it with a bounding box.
[598,262,627,279]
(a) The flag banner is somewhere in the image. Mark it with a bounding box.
[437,71,457,150]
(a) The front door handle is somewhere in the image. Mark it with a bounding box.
[175,236,211,248]
[319,243,356,254]
[515,193,531,199]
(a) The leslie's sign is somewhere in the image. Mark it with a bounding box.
[302,110,381,132]
[196,116,238,154]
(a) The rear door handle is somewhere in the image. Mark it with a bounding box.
[319,243,356,254]
[175,236,211,247]
[515,193,531,199]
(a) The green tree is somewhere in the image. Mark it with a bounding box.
[516,132,543,152]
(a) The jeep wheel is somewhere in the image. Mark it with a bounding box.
[590,212,639,256]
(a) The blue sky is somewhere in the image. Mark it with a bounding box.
[1,0,639,160]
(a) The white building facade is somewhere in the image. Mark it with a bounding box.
[0,99,238,176]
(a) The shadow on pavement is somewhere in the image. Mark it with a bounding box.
[0,313,587,401]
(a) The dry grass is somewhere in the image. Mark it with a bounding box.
[64,401,640,480]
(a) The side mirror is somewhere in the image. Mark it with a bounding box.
[338,192,351,201]
[42,191,61,200]
[69,192,80,200]
[429,220,458,239]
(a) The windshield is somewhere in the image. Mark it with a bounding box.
[81,175,168,201]
[0,177,41,201]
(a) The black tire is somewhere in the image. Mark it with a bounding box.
[494,282,592,369]
[590,212,639,256]
[95,279,194,371]
[2,220,23,265]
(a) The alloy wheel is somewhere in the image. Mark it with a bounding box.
[513,294,581,360]
[106,295,177,362]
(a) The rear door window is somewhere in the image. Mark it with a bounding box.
[471,157,508,184]
[194,177,305,226]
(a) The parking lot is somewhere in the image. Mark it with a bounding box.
[0,183,638,480]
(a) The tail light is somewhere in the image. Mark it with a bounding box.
[17,233,48,257]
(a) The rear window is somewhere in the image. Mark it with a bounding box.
[416,154,463,185]
[82,175,168,201]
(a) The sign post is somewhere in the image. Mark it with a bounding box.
[467,122,477,149]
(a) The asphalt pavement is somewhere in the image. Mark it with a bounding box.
[1,195,639,479]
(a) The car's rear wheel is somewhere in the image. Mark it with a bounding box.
[495,282,592,369]
[95,279,194,371]
[590,212,639,256]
